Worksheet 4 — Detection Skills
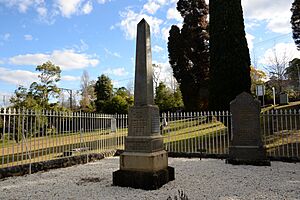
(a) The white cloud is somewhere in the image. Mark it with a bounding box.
[0,0,45,13]
[143,1,160,15]
[61,75,80,81]
[0,67,38,86]
[166,7,182,22]
[24,34,33,41]
[9,49,99,70]
[104,48,121,58]
[242,0,292,34]
[245,20,260,30]
[259,42,300,67]
[82,1,93,15]
[97,0,111,4]
[54,0,102,18]
[161,26,170,42]
[246,33,255,51]
[104,67,128,76]
[54,0,82,18]
[152,60,173,87]
[119,8,163,40]
[36,6,47,17]
[153,45,164,53]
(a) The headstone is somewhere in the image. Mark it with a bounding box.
[111,117,116,133]
[227,92,270,166]
[279,93,289,105]
[113,19,174,190]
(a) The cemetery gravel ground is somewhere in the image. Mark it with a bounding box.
[0,157,299,200]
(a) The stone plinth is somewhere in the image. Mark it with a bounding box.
[227,92,270,166]
[112,19,174,190]
[113,167,175,190]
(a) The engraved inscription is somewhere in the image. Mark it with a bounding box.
[126,141,149,152]
[151,109,160,133]
[130,107,148,136]
[131,119,146,136]
[231,92,262,147]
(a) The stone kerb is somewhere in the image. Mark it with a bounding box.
[227,92,270,166]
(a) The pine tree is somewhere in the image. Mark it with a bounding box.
[291,0,300,50]
[168,0,209,111]
[209,0,251,111]
[94,74,113,113]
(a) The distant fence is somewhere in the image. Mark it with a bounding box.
[0,95,12,107]
[1,109,299,169]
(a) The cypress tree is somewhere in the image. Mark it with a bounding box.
[168,0,209,111]
[209,0,251,111]
[291,0,300,50]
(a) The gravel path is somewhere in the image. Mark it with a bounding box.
[0,157,299,200]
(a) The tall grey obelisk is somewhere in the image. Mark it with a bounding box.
[113,19,174,190]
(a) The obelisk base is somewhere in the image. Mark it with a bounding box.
[113,151,175,190]
[227,146,271,166]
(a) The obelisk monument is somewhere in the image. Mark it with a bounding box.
[113,19,174,190]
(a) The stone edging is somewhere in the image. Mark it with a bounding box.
[0,151,115,179]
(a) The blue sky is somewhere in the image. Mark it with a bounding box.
[0,0,298,102]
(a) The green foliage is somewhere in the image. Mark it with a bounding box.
[286,58,300,90]
[8,62,63,142]
[250,66,267,96]
[94,74,113,112]
[103,95,130,114]
[291,0,300,50]
[155,82,184,112]
[10,61,61,110]
[209,0,251,111]
[168,0,209,111]
[31,61,61,109]
[94,77,133,114]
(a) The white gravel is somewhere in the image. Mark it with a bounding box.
[0,157,299,200]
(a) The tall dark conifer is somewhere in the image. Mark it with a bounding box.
[168,0,209,111]
[291,0,300,50]
[209,0,251,111]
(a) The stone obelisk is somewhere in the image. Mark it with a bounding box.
[113,19,174,190]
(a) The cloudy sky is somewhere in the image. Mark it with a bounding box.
[0,0,298,99]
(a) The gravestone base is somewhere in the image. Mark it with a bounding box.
[120,151,168,171]
[227,146,271,166]
[113,166,174,190]
[113,167,175,190]
[113,151,174,190]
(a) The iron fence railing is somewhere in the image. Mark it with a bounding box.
[161,111,231,155]
[1,108,299,169]
[261,109,300,159]
[0,109,126,169]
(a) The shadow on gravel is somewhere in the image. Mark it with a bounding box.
[76,177,105,185]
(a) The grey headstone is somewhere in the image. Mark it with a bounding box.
[111,118,116,133]
[227,92,270,166]
[279,93,289,105]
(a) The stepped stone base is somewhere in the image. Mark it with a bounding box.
[113,166,175,190]
[113,150,174,190]
[120,151,168,172]
[227,146,271,166]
